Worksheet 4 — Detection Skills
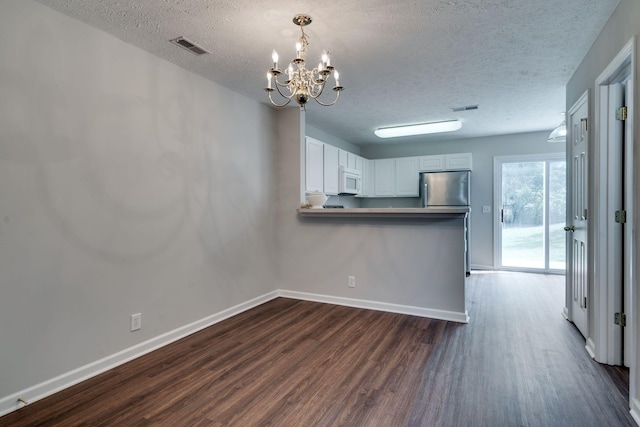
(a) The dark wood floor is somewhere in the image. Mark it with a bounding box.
[1,272,635,426]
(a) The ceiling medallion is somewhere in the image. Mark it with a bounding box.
[265,14,343,110]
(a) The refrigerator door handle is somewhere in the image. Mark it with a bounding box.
[501,208,504,223]
[423,182,428,207]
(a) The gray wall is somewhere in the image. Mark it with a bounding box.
[566,0,640,109]
[306,125,361,154]
[0,0,276,399]
[359,131,564,268]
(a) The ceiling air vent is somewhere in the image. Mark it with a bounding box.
[451,105,479,112]
[170,37,209,56]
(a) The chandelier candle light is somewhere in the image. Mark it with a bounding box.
[265,14,343,109]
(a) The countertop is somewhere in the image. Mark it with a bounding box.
[297,207,469,219]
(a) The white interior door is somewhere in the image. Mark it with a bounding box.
[567,95,589,339]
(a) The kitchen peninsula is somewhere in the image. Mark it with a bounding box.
[294,206,470,323]
[298,207,469,218]
[275,110,469,326]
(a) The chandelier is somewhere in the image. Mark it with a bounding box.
[265,14,343,109]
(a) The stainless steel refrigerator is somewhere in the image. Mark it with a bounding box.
[420,170,470,208]
[420,170,471,275]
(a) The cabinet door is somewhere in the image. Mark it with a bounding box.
[360,159,371,197]
[374,159,395,196]
[419,155,445,171]
[305,137,324,193]
[395,157,419,196]
[347,152,357,169]
[445,153,473,171]
[338,149,348,167]
[323,144,340,195]
[355,155,364,174]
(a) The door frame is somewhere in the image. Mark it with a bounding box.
[589,37,635,368]
[493,153,566,273]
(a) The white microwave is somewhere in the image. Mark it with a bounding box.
[339,166,362,195]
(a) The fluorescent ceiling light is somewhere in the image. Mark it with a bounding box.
[374,120,462,138]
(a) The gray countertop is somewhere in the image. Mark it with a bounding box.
[297,207,469,218]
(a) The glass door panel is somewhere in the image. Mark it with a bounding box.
[548,160,567,270]
[501,161,545,269]
[497,155,566,272]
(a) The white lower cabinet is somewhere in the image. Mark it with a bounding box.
[395,157,419,196]
[323,144,339,195]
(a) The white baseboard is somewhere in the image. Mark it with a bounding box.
[277,290,470,323]
[1,288,469,418]
[0,291,279,418]
[562,306,569,321]
[585,337,597,359]
[469,264,494,271]
[630,397,640,426]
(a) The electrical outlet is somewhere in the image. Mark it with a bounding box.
[348,276,356,288]
[482,205,491,213]
[130,313,142,331]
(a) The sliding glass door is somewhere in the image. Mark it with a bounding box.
[496,154,566,272]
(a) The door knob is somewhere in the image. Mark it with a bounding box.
[564,225,575,232]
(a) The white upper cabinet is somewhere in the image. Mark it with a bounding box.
[445,153,473,170]
[339,149,358,169]
[355,155,364,174]
[305,137,324,193]
[306,139,364,195]
[338,149,348,167]
[419,155,446,171]
[304,137,469,198]
[418,153,472,171]
[323,144,340,195]
[374,159,396,196]
[347,152,357,169]
[395,157,420,196]
[359,158,372,197]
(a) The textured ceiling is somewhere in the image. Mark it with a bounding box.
[35,0,620,145]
